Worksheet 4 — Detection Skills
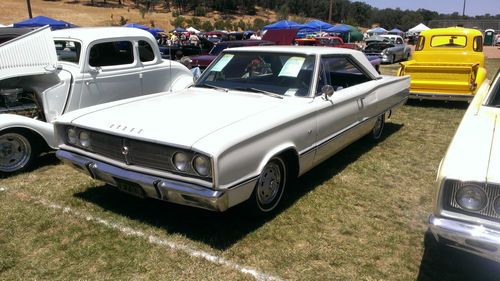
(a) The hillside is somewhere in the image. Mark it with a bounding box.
[0,0,277,31]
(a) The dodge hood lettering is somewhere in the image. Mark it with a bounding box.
[67,88,282,148]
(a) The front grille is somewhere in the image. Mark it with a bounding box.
[443,179,500,221]
[66,128,210,181]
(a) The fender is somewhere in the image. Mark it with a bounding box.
[257,142,299,178]
[0,114,56,148]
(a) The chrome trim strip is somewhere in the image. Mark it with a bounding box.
[410,92,474,101]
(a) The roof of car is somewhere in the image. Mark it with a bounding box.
[223,45,361,56]
[51,27,155,42]
[420,27,483,37]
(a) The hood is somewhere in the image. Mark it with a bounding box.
[0,26,58,80]
[190,55,216,67]
[68,88,283,149]
[441,108,499,182]
[364,43,393,52]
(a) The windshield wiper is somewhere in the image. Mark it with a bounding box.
[233,87,283,99]
[195,83,228,92]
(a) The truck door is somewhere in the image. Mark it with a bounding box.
[80,40,141,109]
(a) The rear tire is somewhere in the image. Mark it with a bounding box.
[0,131,37,175]
[248,157,287,215]
[371,114,385,140]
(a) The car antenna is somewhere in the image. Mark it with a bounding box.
[169,45,172,92]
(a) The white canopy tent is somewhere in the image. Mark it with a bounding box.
[408,23,430,33]
[186,26,200,34]
[0,24,6,28]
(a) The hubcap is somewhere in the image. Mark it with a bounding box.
[257,162,282,205]
[0,133,31,172]
[373,115,384,138]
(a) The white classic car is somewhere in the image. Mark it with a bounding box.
[55,46,410,214]
[429,69,500,263]
[0,26,193,174]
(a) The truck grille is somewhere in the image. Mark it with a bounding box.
[443,180,500,221]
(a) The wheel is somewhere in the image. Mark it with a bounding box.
[371,114,385,140]
[0,131,36,174]
[249,157,287,214]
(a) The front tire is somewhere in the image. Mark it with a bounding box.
[0,131,36,174]
[249,157,287,215]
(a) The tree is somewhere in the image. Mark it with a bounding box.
[201,20,213,31]
[170,16,186,28]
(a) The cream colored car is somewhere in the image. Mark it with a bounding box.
[430,69,500,263]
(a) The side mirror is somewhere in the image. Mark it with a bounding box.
[321,85,334,99]
[89,66,102,74]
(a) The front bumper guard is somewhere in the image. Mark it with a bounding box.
[56,150,255,212]
[429,214,500,263]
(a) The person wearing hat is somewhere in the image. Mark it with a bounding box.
[180,56,201,80]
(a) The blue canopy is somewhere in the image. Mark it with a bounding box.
[388,28,403,34]
[124,23,149,30]
[263,20,303,30]
[326,24,351,33]
[13,16,72,29]
[148,27,164,37]
[172,27,187,33]
[370,27,387,34]
[303,20,333,31]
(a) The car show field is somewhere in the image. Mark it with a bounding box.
[0,60,499,280]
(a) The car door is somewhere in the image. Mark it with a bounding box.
[312,55,377,165]
[79,39,141,109]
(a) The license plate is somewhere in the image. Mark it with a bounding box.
[114,178,145,198]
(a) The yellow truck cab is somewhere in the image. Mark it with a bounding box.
[398,27,487,100]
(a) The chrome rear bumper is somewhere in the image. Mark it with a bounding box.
[56,150,255,212]
[429,214,500,263]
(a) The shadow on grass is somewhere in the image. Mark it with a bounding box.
[405,99,469,109]
[417,230,500,281]
[74,122,403,250]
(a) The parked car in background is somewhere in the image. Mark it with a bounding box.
[55,46,409,215]
[429,69,500,263]
[190,39,275,69]
[363,34,411,64]
[398,27,487,101]
[158,35,214,60]
[0,26,193,174]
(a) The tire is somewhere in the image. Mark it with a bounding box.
[371,114,385,140]
[0,131,36,174]
[248,157,287,215]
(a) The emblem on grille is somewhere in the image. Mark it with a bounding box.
[122,146,129,155]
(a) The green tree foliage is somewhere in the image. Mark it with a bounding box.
[170,16,186,28]
[201,20,214,31]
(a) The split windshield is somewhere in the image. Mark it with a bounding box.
[195,52,316,97]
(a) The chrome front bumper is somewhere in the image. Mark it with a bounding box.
[429,214,500,263]
[56,150,256,212]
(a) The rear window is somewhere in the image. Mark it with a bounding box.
[473,36,483,52]
[430,35,467,48]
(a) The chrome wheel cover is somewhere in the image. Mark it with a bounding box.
[0,133,32,172]
[256,158,286,210]
[372,115,384,139]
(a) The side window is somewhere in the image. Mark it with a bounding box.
[55,40,81,64]
[415,36,425,51]
[138,40,155,62]
[473,36,483,52]
[396,38,403,44]
[317,56,371,94]
[88,41,133,67]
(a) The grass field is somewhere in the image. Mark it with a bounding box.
[1,60,500,280]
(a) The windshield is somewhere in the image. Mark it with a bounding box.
[54,40,81,64]
[195,52,316,97]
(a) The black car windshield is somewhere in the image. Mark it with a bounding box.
[486,71,500,107]
[195,52,315,97]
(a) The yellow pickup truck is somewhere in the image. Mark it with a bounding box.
[398,27,487,101]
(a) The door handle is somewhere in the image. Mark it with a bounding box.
[85,81,94,85]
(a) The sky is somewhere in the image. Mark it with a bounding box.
[355,0,500,16]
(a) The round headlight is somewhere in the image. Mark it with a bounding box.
[494,196,500,215]
[67,128,77,144]
[173,152,189,171]
[456,184,487,211]
[193,155,211,176]
[79,131,91,148]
